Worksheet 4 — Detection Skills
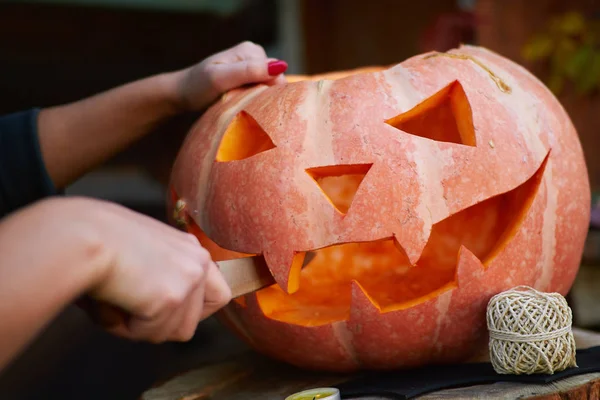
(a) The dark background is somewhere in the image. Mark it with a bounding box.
[0,0,599,399]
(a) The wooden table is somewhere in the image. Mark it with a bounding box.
[141,327,600,400]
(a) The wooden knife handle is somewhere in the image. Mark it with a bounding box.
[216,256,276,298]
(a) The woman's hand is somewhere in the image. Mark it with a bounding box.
[77,197,232,343]
[174,41,288,112]
[38,41,287,190]
[0,196,231,370]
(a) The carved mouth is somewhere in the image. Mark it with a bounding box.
[252,153,548,327]
[194,152,548,327]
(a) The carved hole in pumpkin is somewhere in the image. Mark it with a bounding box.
[305,164,373,215]
[253,153,548,327]
[385,80,476,147]
[215,111,276,162]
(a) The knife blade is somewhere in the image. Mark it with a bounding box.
[217,251,316,298]
[216,256,275,298]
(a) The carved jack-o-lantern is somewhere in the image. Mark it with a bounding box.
[168,45,590,372]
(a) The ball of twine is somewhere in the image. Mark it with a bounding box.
[486,285,577,375]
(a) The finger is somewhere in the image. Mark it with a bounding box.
[264,74,288,86]
[102,263,205,343]
[161,289,197,342]
[209,59,288,92]
[109,203,202,252]
[76,296,132,339]
[231,41,268,61]
[161,261,207,342]
[102,323,131,339]
[126,308,177,343]
[100,311,169,342]
[125,268,205,343]
[207,41,268,64]
[103,201,176,236]
[77,296,129,329]
[163,246,212,341]
[199,262,232,320]
[170,279,206,341]
[122,279,191,343]
[145,249,209,342]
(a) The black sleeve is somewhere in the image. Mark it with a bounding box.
[0,108,59,218]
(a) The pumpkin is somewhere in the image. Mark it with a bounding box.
[167,45,590,372]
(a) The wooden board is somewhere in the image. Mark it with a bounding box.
[141,327,600,400]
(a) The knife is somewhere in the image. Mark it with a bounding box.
[218,251,316,297]
[217,256,276,298]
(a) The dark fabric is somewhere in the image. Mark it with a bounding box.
[337,345,600,399]
[0,108,58,218]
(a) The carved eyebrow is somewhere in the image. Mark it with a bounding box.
[216,111,276,162]
[385,80,476,147]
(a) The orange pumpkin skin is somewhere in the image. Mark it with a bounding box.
[167,45,590,372]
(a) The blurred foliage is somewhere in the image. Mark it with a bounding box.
[522,11,600,96]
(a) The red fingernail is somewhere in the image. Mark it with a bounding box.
[268,60,288,76]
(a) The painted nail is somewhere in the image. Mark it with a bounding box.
[268,60,288,76]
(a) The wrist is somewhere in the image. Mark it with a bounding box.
[0,197,112,370]
[157,69,190,115]
[52,197,114,293]
[12,197,113,297]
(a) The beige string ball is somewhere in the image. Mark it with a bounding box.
[486,285,577,375]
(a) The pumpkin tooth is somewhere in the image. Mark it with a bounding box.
[481,151,549,267]
[455,245,485,286]
[351,280,381,312]
[346,246,489,370]
[263,250,305,294]
[392,224,431,266]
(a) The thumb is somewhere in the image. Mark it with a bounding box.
[212,59,288,91]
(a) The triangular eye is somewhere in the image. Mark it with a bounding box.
[306,164,372,215]
[216,111,276,162]
[385,80,476,147]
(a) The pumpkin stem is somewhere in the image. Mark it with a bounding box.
[173,198,189,229]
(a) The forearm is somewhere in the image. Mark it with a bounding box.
[0,198,108,371]
[37,70,184,189]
